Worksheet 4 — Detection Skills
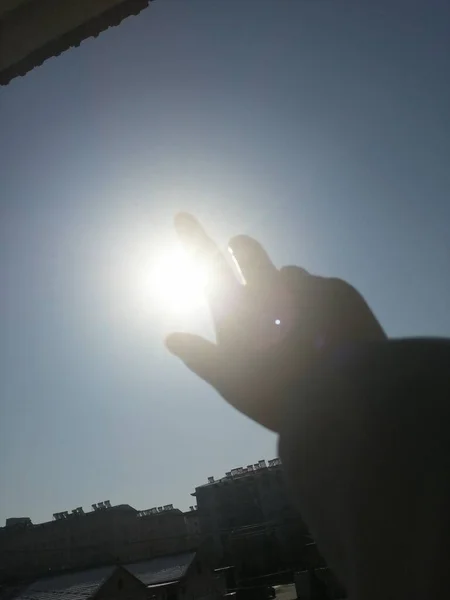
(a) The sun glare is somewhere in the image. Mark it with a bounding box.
[148,244,208,315]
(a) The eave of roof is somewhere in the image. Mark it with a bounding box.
[146,581,178,589]
[125,551,196,587]
[0,0,152,86]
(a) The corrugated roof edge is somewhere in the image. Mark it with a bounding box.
[14,565,117,600]
[124,551,197,586]
[0,0,152,86]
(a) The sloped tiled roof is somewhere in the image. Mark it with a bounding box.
[14,566,115,600]
[125,552,196,586]
[0,0,152,85]
[0,584,29,600]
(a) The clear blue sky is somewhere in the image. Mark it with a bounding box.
[1,0,449,525]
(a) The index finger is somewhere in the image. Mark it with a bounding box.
[228,234,278,288]
[174,212,238,300]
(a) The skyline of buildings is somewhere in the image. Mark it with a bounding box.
[1,458,309,583]
[1,459,280,529]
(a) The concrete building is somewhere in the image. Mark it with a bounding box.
[128,505,192,563]
[183,508,201,538]
[0,502,195,583]
[193,459,308,573]
[0,0,153,85]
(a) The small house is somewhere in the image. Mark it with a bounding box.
[13,564,147,600]
[126,551,221,600]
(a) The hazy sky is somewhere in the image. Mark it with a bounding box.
[1,0,449,525]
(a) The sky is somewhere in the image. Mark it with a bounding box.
[1,0,449,525]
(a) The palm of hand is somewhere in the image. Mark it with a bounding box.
[166,214,386,432]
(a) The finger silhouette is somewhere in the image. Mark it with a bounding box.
[174,213,236,293]
[165,332,219,386]
[174,213,241,330]
[228,235,278,288]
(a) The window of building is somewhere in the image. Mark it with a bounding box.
[117,578,123,590]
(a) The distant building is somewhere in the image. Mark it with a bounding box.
[130,505,191,563]
[192,459,309,573]
[183,508,201,538]
[4,519,32,528]
[0,502,195,583]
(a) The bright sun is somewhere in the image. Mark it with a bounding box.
[147,244,209,315]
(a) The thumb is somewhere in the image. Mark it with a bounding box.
[165,333,220,385]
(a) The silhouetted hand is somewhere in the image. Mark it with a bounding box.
[166,214,386,432]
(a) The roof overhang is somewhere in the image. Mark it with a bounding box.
[0,0,152,85]
[147,581,178,589]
